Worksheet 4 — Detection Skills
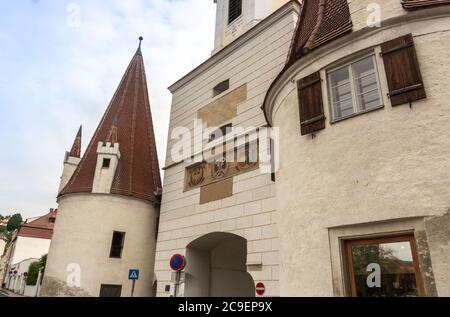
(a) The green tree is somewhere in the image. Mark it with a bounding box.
[39,254,47,273]
[6,213,22,232]
[26,262,40,286]
[38,254,48,285]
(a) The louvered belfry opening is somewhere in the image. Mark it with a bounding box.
[228,0,242,24]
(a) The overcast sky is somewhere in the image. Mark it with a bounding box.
[0,0,216,219]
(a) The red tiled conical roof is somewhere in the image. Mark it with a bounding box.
[59,40,162,204]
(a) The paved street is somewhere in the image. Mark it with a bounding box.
[0,289,24,297]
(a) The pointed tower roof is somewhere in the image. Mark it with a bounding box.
[69,126,82,158]
[59,38,162,204]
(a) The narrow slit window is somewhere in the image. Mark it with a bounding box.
[109,231,125,259]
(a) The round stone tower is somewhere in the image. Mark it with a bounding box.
[40,39,162,297]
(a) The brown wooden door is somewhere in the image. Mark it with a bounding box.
[99,284,122,297]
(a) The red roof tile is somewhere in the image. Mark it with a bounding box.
[69,126,82,158]
[59,42,162,204]
[286,0,352,66]
[18,210,57,240]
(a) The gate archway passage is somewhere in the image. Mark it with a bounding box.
[184,232,255,297]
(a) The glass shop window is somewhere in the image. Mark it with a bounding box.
[345,235,424,297]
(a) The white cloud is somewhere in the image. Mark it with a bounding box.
[0,0,216,219]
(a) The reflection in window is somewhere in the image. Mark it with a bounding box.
[328,55,382,121]
[345,236,423,297]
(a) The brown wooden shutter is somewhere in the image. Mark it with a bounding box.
[381,34,426,106]
[297,72,325,136]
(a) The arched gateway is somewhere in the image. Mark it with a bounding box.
[184,232,255,297]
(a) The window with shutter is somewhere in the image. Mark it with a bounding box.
[401,0,450,10]
[297,72,326,136]
[380,34,426,107]
[328,55,383,122]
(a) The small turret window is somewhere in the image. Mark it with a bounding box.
[228,0,242,24]
[102,158,111,169]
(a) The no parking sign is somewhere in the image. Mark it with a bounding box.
[170,254,186,272]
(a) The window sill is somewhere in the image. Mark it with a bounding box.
[330,105,385,125]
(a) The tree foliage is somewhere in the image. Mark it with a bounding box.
[6,213,22,232]
[26,262,40,286]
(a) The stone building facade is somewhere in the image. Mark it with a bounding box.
[263,0,450,296]
[155,0,297,297]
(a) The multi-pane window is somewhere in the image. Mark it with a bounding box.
[109,231,125,259]
[228,0,242,24]
[328,55,383,121]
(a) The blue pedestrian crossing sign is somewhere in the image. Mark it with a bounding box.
[128,269,140,280]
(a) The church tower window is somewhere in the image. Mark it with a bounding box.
[228,0,242,24]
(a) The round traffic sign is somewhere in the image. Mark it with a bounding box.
[170,254,186,272]
[256,282,265,296]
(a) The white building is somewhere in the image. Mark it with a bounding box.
[3,210,57,293]
[156,0,450,297]
[40,40,162,297]
[0,238,5,257]
[155,0,296,297]
[262,0,450,296]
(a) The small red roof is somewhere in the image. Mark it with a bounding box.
[17,209,57,240]
[59,41,162,204]
[287,0,352,66]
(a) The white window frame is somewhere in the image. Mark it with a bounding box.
[327,53,384,123]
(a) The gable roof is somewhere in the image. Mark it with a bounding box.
[59,41,162,204]
[17,209,57,240]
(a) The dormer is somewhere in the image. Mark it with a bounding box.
[92,141,121,194]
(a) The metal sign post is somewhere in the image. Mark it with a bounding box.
[170,254,186,298]
[131,280,136,298]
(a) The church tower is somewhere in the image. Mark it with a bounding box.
[41,38,162,297]
[212,0,290,54]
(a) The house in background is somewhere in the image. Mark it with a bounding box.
[3,209,57,294]
[0,236,5,257]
